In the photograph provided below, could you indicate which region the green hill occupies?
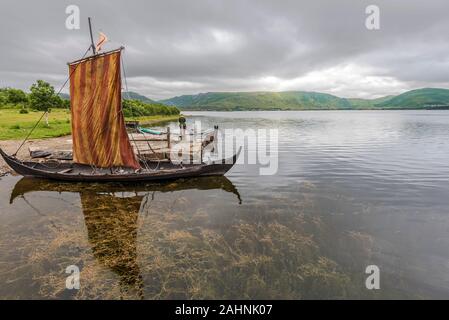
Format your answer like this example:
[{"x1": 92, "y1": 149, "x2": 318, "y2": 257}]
[
  {"x1": 58, "y1": 93, "x2": 70, "y2": 100},
  {"x1": 375, "y1": 88, "x2": 449, "y2": 109},
  {"x1": 347, "y1": 96, "x2": 394, "y2": 109},
  {"x1": 160, "y1": 88, "x2": 449, "y2": 110},
  {"x1": 122, "y1": 91, "x2": 157, "y2": 103},
  {"x1": 59, "y1": 91, "x2": 158, "y2": 104},
  {"x1": 161, "y1": 91, "x2": 354, "y2": 110}
]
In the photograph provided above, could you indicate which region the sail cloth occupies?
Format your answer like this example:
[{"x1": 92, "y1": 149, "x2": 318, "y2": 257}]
[{"x1": 69, "y1": 48, "x2": 140, "y2": 169}]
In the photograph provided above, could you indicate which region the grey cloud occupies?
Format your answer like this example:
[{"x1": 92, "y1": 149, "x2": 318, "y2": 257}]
[{"x1": 1, "y1": 0, "x2": 448, "y2": 99}]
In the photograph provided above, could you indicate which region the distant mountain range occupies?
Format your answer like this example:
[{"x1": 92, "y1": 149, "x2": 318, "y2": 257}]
[
  {"x1": 122, "y1": 91, "x2": 158, "y2": 103},
  {"x1": 59, "y1": 88, "x2": 449, "y2": 110},
  {"x1": 58, "y1": 93, "x2": 70, "y2": 100},
  {"x1": 59, "y1": 91, "x2": 158, "y2": 104},
  {"x1": 159, "y1": 88, "x2": 449, "y2": 110}
]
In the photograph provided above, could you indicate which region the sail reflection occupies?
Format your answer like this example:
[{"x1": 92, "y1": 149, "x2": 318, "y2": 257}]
[{"x1": 10, "y1": 176, "x2": 241, "y2": 299}]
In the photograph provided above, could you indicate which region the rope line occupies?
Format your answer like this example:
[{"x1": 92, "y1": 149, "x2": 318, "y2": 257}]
[
  {"x1": 13, "y1": 46, "x2": 92, "y2": 156},
  {"x1": 120, "y1": 51, "x2": 163, "y2": 170}
]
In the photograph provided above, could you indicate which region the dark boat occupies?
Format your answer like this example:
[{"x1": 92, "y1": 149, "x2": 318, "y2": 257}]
[
  {"x1": 0, "y1": 22, "x2": 240, "y2": 183},
  {"x1": 0, "y1": 147, "x2": 240, "y2": 182}
]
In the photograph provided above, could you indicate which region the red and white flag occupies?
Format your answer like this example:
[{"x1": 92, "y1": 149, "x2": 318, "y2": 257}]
[{"x1": 95, "y1": 32, "x2": 108, "y2": 52}]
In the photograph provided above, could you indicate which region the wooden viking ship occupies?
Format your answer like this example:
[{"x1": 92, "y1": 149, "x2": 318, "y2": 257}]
[{"x1": 0, "y1": 21, "x2": 240, "y2": 182}]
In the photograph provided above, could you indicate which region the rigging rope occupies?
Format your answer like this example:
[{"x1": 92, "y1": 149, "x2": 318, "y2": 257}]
[
  {"x1": 120, "y1": 52, "x2": 164, "y2": 170},
  {"x1": 13, "y1": 45, "x2": 92, "y2": 156},
  {"x1": 121, "y1": 53, "x2": 132, "y2": 101}
]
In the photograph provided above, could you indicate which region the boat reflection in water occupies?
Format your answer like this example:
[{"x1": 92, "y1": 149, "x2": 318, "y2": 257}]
[
  {"x1": 10, "y1": 176, "x2": 242, "y2": 205},
  {"x1": 10, "y1": 176, "x2": 241, "y2": 299}
]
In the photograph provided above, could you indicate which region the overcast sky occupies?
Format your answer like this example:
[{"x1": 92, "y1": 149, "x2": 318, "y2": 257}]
[{"x1": 1, "y1": 0, "x2": 448, "y2": 100}]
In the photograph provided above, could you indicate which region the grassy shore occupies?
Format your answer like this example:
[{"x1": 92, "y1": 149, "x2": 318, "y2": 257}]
[{"x1": 0, "y1": 109, "x2": 181, "y2": 140}]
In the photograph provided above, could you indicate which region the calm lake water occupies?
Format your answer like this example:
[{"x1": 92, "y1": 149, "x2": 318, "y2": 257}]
[{"x1": 1, "y1": 110, "x2": 449, "y2": 299}]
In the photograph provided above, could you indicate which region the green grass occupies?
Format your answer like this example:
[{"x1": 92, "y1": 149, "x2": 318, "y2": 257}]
[{"x1": 0, "y1": 109, "x2": 181, "y2": 140}]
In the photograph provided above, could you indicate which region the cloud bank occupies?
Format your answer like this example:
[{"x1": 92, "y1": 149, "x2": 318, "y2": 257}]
[{"x1": 1, "y1": 0, "x2": 448, "y2": 99}]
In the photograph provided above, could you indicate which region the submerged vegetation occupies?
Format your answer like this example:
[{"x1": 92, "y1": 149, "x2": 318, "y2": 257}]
[
  {"x1": 0, "y1": 179, "x2": 365, "y2": 299},
  {"x1": 0, "y1": 177, "x2": 408, "y2": 299},
  {"x1": 0, "y1": 81, "x2": 180, "y2": 140}
]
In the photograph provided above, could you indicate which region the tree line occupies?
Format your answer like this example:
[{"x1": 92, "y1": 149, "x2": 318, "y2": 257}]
[
  {"x1": 122, "y1": 99, "x2": 180, "y2": 117},
  {"x1": 0, "y1": 80, "x2": 70, "y2": 112},
  {"x1": 0, "y1": 80, "x2": 180, "y2": 116}
]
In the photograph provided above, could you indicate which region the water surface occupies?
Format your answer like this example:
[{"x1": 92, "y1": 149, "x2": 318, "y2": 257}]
[{"x1": 1, "y1": 110, "x2": 449, "y2": 299}]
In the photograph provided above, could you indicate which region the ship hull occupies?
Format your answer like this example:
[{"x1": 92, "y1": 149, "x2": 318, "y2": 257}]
[{"x1": 0, "y1": 147, "x2": 240, "y2": 183}]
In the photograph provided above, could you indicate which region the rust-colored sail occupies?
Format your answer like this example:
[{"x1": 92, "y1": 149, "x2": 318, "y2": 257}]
[{"x1": 69, "y1": 49, "x2": 139, "y2": 169}]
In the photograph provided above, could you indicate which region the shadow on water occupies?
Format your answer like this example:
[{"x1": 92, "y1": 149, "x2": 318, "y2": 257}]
[{"x1": 7, "y1": 176, "x2": 242, "y2": 299}]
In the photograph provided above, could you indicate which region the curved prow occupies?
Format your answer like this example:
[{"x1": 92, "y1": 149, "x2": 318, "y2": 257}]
[
  {"x1": 0, "y1": 147, "x2": 14, "y2": 166},
  {"x1": 0, "y1": 147, "x2": 31, "y2": 177},
  {"x1": 222, "y1": 146, "x2": 242, "y2": 165},
  {"x1": 0, "y1": 147, "x2": 8, "y2": 159},
  {"x1": 234, "y1": 146, "x2": 243, "y2": 163}
]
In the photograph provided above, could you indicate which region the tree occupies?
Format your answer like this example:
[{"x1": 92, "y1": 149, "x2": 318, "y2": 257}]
[
  {"x1": 6, "y1": 88, "x2": 27, "y2": 104},
  {"x1": 0, "y1": 89, "x2": 7, "y2": 106},
  {"x1": 29, "y1": 80, "x2": 64, "y2": 126},
  {"x1": 122, "y1": 99, "x2": 180, "y2": 117},
  {"x1": 62, "y1": 99, "x2": 70, "y2": 109},
  {"x1": 29, "y1": 80, "x2": 61, "y2": 111}
]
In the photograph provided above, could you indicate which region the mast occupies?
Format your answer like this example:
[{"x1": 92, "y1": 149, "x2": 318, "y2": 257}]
[{"x1": 88, "y1": 17, "x2": 96, "y2": 55}]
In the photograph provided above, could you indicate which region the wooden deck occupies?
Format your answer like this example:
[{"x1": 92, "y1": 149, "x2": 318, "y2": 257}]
[{"x1": 24, "y1": 128, "x2": 217, "y2": 162}]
